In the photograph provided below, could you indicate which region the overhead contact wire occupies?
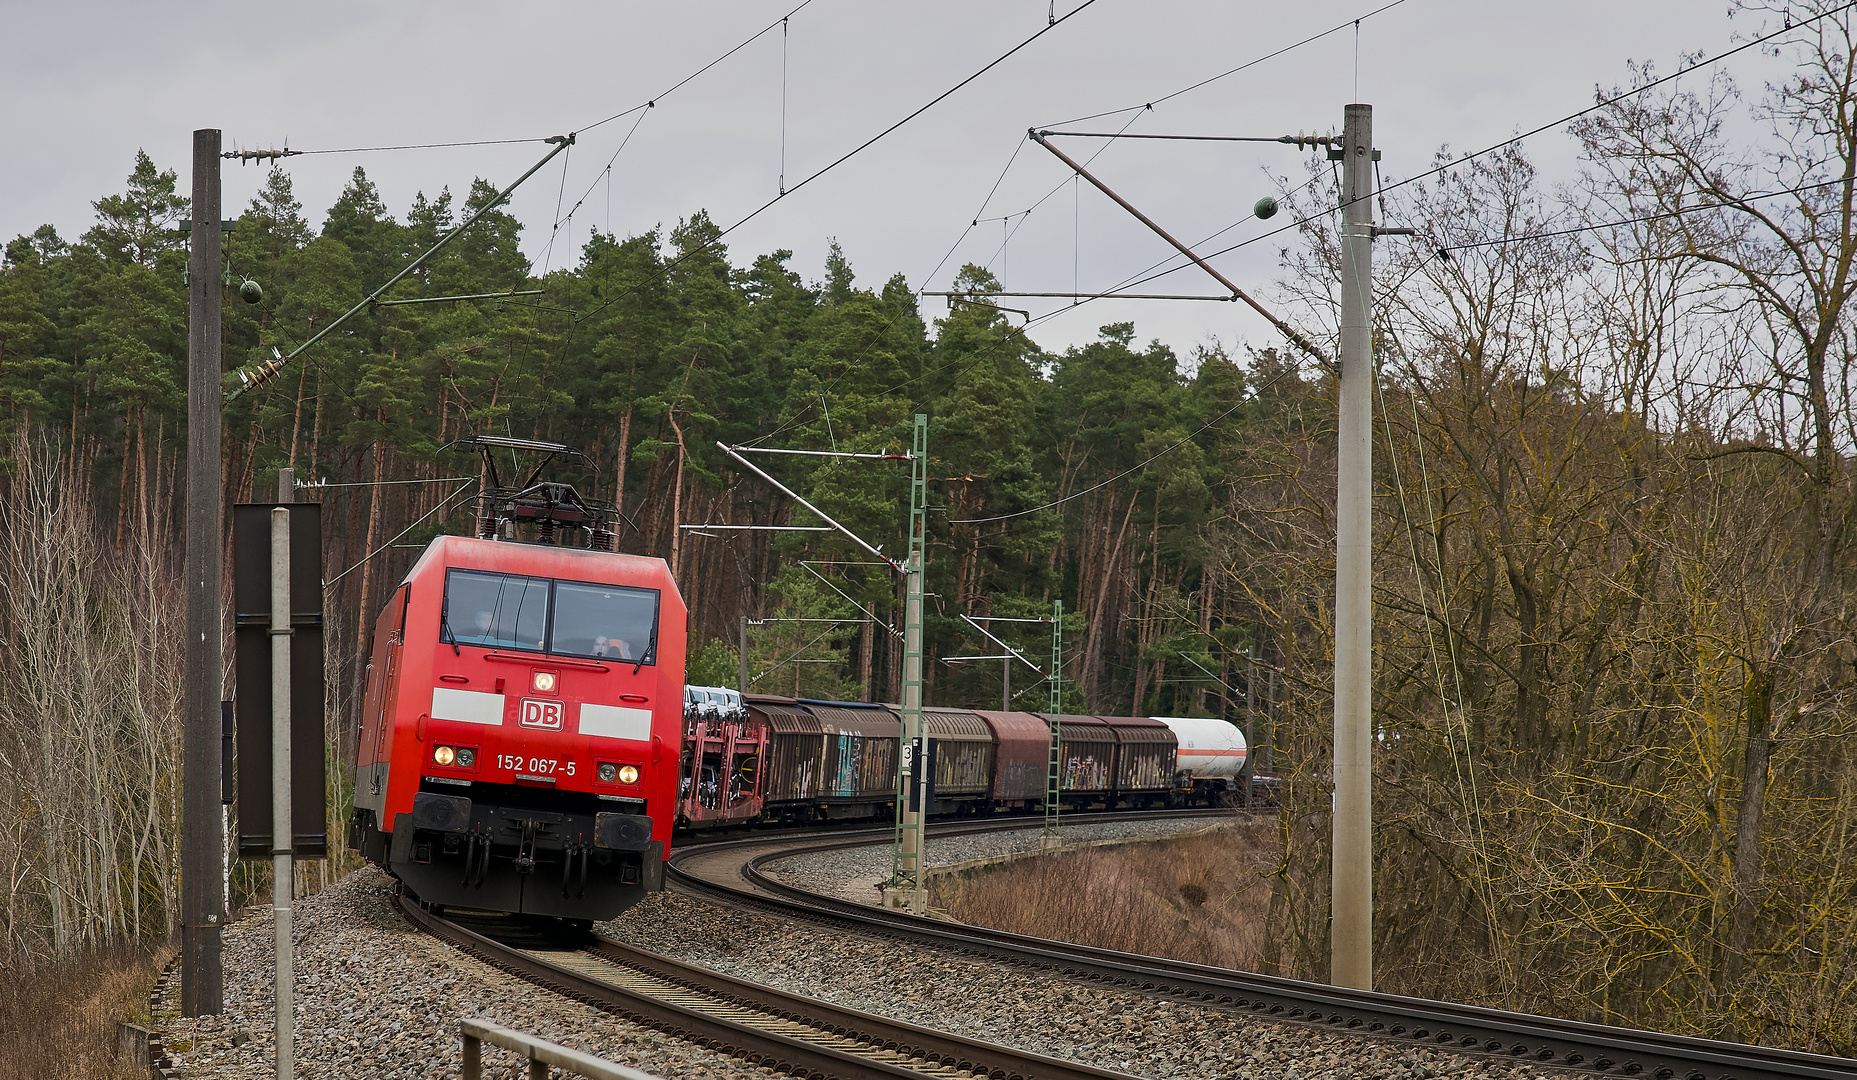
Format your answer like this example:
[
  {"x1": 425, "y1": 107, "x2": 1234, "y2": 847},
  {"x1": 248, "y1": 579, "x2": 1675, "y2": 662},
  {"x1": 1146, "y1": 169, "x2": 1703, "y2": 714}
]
[
  {"x1": 578, "y1": 0, "x2": 817, "y2": 135},
  {"x1": 556, "y1": 1, "x2": 817, "y2": 241},
  {"x1": 760, "y1": 8, "x2": 1844, "y2": 532},
  {"x1": 582, "y1": 0, "x2": 1104, "y2": 326},
  {"x1": 1434, "y1": 173, "x2": 1857, "y2": 252},
  {"x1": 540, "y1": 141, "x2": 574, "y2": 276},
  {"x1": 1119, "y1": 0, "x2": 1857, "y2": 297}
]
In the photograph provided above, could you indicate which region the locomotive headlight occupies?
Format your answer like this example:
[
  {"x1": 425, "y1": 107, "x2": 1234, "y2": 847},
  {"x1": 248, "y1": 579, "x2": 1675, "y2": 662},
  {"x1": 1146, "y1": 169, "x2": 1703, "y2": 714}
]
[
  {"x1": 532, "y1": 670, "x2": 557, "y2": 693},
  {"x1": 597, "y1": 762, "x2": 618, "y2": 783},
  {"x1": 433, "y1": 745, "x2": 456, "y2": 766},
  {"x1": 455, "y1": 747, "x2": 475, "y2": 767},
  {"x1": 617, "y1": 764, "x2": 640, "y2": 785}
]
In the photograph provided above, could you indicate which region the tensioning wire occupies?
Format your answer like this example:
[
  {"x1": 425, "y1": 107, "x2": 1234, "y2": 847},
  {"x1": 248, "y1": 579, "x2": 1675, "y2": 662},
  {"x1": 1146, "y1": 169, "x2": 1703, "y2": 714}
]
[
  {"x1": 291, "y1": 137, "x2": 552, "y2": 155},
  {"x1": 919, "y1": 104, "x2": 1148, "y2": 295},
  {"x1": 327, "y1": 479, "x2": 477, "y2": 586},
  {"x1": 554, "y1": 106, "x2": 652, "y2": 239},
  {"x1": 1037, "y1": 0, "x2": 1411, "y2": 129}
]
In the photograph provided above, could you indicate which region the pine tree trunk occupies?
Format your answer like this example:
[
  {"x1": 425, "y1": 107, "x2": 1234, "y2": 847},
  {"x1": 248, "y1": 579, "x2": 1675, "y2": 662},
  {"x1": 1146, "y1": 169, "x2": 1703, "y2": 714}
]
[
  {"x1": 614, "y1": 408, "x2": 633, "y2": 521},
  {"x1": 667, "y1": 412, "x2": 687, "y2": 578},
  {"x1": 350, "y1": 436, "x2": 385, "y2": 728},
  {"x1": 114, "y1": 405, "x2": 136, "y2": 549},
  {"x1": 288, "y1": 365, "x2": 308, "y2": 470},
  {"x1": 1083, "y1": 494, "x2": 1137, "y2": 709},
  {"x1": 308, "y1": 377, "x2": 324, "y2": 479}
]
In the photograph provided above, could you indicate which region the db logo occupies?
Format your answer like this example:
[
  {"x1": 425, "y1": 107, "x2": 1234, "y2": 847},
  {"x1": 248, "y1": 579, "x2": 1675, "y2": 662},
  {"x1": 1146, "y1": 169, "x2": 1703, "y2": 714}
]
[{"x1": 518, "y1": 698, "x2": 564, "y2": 730}]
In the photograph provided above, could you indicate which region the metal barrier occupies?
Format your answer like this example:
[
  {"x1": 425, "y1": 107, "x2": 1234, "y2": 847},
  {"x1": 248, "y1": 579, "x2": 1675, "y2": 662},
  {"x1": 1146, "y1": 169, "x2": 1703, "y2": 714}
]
[{"x1": 459, "y1": 1018, "x2": 668, "y2": 1080}]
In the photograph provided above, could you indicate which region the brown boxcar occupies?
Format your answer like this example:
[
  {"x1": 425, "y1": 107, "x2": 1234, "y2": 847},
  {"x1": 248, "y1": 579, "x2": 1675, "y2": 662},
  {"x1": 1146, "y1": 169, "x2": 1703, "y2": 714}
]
[
  {"x1": 1100, "y1": 715, "x2": 1177, "y2": 806},
  {"x1": 972, "y1": 710, "x2": 1051, "y2": 805},
  {"x1": 749, "y1": 694, "x2": 825, "y2": 806},
  {"x1": 1043, "y1": 714, "x2": 1116, "y2": 800},
  {"x1": 800, "y1": 700, "x2": 900, "y2": 808},
  {"x1": 922, "y1": 707, "x2": 995, "y2": 804}
]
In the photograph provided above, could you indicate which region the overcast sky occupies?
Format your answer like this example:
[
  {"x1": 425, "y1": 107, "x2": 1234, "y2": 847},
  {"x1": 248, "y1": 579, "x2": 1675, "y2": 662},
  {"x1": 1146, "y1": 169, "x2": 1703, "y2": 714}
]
[{"x1": 2, "y1": 1, "x2": 1784, "y2": 359}]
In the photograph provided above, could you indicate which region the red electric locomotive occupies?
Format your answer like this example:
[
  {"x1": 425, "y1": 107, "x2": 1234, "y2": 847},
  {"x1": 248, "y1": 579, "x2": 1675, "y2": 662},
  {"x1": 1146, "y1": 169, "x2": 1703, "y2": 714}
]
[{"x1": 349, "y1": 437, "x2": 686, "y2": 922}]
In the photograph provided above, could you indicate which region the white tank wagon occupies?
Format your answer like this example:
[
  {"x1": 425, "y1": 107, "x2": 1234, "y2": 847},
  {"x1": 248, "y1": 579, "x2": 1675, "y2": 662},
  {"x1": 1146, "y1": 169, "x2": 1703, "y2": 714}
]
[{"x1": 1154, "y1": 716, "x2": 1249, "y2": 806}]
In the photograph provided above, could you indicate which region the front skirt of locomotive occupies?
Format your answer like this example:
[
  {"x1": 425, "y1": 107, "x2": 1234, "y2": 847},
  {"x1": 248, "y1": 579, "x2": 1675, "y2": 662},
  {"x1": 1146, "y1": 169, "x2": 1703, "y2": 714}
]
[{"x1": 371, "y1": 789, "x2": 662, "y2": 920}]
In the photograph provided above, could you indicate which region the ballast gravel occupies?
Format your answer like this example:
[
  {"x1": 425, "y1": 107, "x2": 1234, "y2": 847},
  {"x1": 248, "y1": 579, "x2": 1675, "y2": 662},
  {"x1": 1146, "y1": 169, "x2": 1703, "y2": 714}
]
[
  {"x1": 154, "y1": 819, "x2": 1577, "y2": 1080},
  {"x1": 601, "y1": 819, "x2": 1581, "y2": 1080},
  {"x1": 153, "y1": 867, "x2": 784, "y2": 1080}
]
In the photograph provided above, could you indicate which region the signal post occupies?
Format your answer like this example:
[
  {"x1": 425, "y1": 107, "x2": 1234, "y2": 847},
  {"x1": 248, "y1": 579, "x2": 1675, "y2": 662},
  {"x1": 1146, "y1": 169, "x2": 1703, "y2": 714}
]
[{"x1": 182, "y1": 127, "x2": 225, "y2": 1016}]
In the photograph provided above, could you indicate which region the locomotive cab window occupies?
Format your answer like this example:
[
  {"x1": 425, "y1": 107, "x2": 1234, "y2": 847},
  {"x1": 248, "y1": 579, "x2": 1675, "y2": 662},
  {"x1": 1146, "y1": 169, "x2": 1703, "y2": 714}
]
[
  {"x1": 443, "y1": 569, "x2": 549, "y2": 651},
  {"x1": 440, "y1": 569, "x2": 659, "y2": 663},
  {"x1": 552, "y1": 580, "x2": 659, "y2": 664}
]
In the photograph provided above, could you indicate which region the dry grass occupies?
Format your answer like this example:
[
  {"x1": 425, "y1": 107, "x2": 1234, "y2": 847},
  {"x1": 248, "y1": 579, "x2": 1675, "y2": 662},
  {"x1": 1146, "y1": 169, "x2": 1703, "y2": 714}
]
[
  {"x1": 0, "y1": 944, "x2": 172, "y2": 1080},
  {"x1": 930, "y1": 822, "x2": 1279, "y2": 971}
]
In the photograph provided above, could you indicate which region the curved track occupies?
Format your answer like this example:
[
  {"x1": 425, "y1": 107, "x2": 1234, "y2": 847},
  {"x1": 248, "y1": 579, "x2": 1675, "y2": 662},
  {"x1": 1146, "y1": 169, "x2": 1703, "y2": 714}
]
[
  {"x1": 401, "y1": 895, "x2": 1146, "y2": 1080},
  {"x1": 667, "y1": 818, "x2": 1857, "y2": 1080}
]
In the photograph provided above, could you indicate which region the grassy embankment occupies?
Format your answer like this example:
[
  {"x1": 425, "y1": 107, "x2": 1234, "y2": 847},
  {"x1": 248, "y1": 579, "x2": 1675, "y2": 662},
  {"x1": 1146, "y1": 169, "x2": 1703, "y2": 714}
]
[
  {"x1": 929, "y1": 821, "x2": 1278, "y2": 969},
  {"x1": 0, "y1": 945, "x2": 173, "y2": 1080}
]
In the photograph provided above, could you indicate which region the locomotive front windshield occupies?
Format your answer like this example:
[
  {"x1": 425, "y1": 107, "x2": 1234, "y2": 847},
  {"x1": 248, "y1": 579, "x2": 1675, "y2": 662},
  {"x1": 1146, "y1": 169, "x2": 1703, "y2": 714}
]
[
  {"x1": 552, "y1": 581, "x2": 657, "y2": 661},
  {"x1": 444, "y1": 570, "x2": 549, "y2": 649},
  {"x1": 441, "y1": 568, "x2": 659, "y2": 664}
]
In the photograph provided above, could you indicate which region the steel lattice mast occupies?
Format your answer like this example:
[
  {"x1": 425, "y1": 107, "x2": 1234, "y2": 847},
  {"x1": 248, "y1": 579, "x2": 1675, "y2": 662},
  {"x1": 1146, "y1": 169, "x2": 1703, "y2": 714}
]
[{"x1": 1042, "y1": 600, "x2": 1063, "y2": 849}]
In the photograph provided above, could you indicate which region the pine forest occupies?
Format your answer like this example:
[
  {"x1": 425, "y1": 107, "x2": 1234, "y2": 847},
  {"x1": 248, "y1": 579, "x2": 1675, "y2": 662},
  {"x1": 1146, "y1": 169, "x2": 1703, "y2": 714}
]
[{"x1": 2, "y1": 16, "x2": 1856, "y2": 1057}]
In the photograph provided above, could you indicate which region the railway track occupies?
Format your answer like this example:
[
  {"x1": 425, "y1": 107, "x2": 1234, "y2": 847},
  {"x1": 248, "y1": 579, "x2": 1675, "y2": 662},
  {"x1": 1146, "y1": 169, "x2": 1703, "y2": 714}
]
[
  {"x1": 666, "y1": 817, "x2": 1857, "y2": 1080},
  {"x1": 400, "y1": 895, "x2": 1144, "y2": 1080}
]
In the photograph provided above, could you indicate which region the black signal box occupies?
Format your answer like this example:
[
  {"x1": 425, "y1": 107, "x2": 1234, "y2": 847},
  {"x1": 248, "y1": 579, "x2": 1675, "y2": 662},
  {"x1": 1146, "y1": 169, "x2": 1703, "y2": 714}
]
[{"x1": 232, "y1": 503, "x2": 327, "y2": 860}]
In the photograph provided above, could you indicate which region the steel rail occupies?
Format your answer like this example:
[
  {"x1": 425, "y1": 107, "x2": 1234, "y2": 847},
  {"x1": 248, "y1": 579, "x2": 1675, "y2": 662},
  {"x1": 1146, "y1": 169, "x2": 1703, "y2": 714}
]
[
  {"x1": 666, "y1": 824, "x2": 1857, "y2": 1080},
  {"x1": 579, "y1": 936, "x2": 1137, "y2": 1080},
  {"x1": 399, "y1": 894, "x2": 1143, "y2": 1080}
]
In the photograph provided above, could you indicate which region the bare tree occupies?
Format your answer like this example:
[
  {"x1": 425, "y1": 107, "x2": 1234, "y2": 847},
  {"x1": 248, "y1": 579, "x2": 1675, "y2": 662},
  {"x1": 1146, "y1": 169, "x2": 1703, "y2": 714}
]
[
  {"x1": 0, "y1": 434, "x2": 182, "y2": 969},
  {"x1": 1574, "y1": 0, "x2": 1857, "y2": 1002}
]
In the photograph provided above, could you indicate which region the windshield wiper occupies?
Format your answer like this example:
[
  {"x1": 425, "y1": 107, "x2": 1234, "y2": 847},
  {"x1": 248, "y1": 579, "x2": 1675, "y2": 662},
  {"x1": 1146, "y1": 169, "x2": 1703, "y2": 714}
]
[
  {"x1": 634, "y1": 627, "x2": 657, "y2": 675},
  {"x1": 441, "y1": 610, "x2": 460, "y2": 655}
]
